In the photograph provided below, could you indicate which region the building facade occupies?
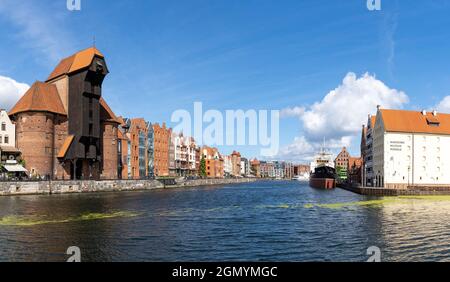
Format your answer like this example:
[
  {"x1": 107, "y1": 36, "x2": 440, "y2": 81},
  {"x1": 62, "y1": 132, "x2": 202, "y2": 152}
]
[
  {"x1": 335, "y1": 147, "x2": 350, "y2": 169},
  {"x1": 223, "y1": 155, "x2": 232, "y2": 177},
  {"x1": 0, "y1": 109, "x2": 16, "y2": 150},
  {"x1": 283, "y1": 162, "x2": 294, "y2": 179},
  {"x1": 294, "y1": 165, "x2": 310, "y2": 176},
  {"x1": 366, "y1": 107, "x2": 450, "y2": 189},
  {"x1": 202, "y1": 146, "x2": 224, "y2": 178},
  {"x1": 240, "y1": 157, "x2": 250, "y2": 177},
  {"x1": 363, "y1": 115, "x2": 377, "y2": 186},
  {"x1": 348, "y1": 157, "x2": 363, "y2": 185},
  {"x1": 171, "y1": 132, "x2": 198, "y2": 177},
  {"x1": 125, "y1": 118, "x2": 148, "y2": 179},
  {"x1": 260, "y1": 161, "x2": 275, "y2": 178},
  {"x1": 231, "y1": 151, "x2": 241, "y2": 177},
  {"x1": 9, "y1": 47, "x2": 120, "y2": 180},
  {"x1": 152, "y1": 123, "x2": 171, "y2": 177}
]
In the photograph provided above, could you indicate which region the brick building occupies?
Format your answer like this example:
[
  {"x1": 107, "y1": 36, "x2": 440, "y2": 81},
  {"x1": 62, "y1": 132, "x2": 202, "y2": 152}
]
[
  {"x1": 126, "y1": 118, "x2": 148, "y2": 179},
  {"x1": 250, "y1": 159, "x2": 261, "y2": 177},
  {"x1": 152, "y1": 123, "x2": 171, "y2": 177},
  {"x1": 202, "y1": 146, "x2": 224, "y2": 178},
  {"x1": 348, "y1": 157, "x2": 363, "y2": 185},
  {"x1": 294, "y1": 165, "x2": 310, "y2": 176},
  {"x1": 335, "y1": 147, "x2": 350, "y2": 168},
  {"x1": 231, "y1": 151, "x2": 241, "y2": 177},
  {"x1": 9, "y1": 47, "x2": 120, "y2": 180}
]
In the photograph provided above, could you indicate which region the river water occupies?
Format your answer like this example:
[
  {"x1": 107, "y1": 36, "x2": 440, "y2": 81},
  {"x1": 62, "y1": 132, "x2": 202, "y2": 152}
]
[{"x1": 0, "y1": 181, "x2": 449, "y2": 262}]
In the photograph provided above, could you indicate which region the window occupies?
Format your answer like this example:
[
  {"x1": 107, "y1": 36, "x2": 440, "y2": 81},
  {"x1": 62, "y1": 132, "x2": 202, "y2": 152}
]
[
  {"x1": 1, "y1": 122, "x2": 5, "y2": 131},
  {"x1": 0, "y1": 135, "x2": 2, "y2": 143},
  {"x1": 4, "y1": 135, "x2": 8, "y2": 144}
]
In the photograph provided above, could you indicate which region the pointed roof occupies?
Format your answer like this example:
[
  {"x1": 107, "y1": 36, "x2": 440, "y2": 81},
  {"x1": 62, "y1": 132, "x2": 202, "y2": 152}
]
[
  {"x1": 46, "y1": 47, "x2": 105, "y2": 82},
  {"x1": 100, "y1": 98, "x2": 121, "y2": 124},
  {"x1": 57, "y1": 135, "x2": 75, "y2": 159},
  {"x1": 380, "y1": 109, "x2": 450, "y2": 135},
  {"x1": 9, "y1": 81, "x2": 66, "y2": 116}
]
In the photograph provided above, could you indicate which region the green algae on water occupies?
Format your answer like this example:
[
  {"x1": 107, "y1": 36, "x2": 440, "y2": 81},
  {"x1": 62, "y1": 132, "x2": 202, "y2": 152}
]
[
  {"x1": 304, "y1": 195, "x2": 450, "y2": 210},
  {"x1": 304, "y1": 198, "x2": 400, "y2": 209},
  {"x1": 0, "y1": 211, "x2": 140, "y2": 227}
]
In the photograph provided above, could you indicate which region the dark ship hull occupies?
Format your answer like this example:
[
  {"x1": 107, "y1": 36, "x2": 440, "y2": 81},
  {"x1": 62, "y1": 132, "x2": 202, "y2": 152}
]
[{"x1": 309, "y1": 166, "x2": 337, "y2": 190}]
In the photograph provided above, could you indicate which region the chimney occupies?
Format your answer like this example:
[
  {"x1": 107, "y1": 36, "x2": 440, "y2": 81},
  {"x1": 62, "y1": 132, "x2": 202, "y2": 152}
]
[
  {"x1": 433, "y1": 110, "x2": 438, "y2": 116},
  {"x1": 377, "y1": 105, "x2": 381, "y2": 110},
  {"x1": 422, "y1": 110, "x2": 427, "y2": 116}
]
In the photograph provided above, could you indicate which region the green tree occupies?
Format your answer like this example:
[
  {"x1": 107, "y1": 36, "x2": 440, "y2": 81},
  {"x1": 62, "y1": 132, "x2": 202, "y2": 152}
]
[
  {"x1": 336, "y1": 166, "x2": 347, "y2": 181},
  {"x1": 200, "y1": 155, "x2": 207, "y2": 177}
]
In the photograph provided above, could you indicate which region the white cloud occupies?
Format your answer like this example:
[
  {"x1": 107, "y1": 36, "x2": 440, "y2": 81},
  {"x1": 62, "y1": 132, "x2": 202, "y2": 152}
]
[
  {"x1": 278, "y1": 72, "x2": 409, "y2": 162},
  {"x1": 437, "y1": 96, "x2": 450, "y2": 113},
  {"x1": 0, "y1": 76, "x2": 29, "y2": 111},
  {"x1": 280, "y1": 106, "x2": 305, "y2": 118},
  {"x1": 301, "y1": 72, "x2": 408, "y2": 140},
  {"x1": 276, "y1": 136, "x2": 352, "y2": 162}
]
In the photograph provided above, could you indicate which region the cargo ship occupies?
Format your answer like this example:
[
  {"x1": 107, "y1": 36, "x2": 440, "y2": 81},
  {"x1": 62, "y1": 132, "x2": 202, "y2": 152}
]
[
  {"x1": 309, "y1": 146, "x2": 337, "y2": 189},
  {"x1": 309, "y1": 165, "x2": 337, "y2": 189}
]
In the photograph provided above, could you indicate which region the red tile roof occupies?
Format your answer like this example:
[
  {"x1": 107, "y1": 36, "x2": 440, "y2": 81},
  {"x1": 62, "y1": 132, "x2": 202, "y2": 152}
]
[
  {"x1": 9, "y1": 81, "x2": 66, "y2": 116},
  {"x1": 380, "y1": 109, "x2": 450, "y2": 135},
  {"x1": 46, "y1": 47, "x2": 104, "y2": 81},
  {"x1": 100, "y1": 98, "x2": 121, "y2": 124},
  {"x1": 57, "y1": 135, "x2": 75, "y2": 159}
]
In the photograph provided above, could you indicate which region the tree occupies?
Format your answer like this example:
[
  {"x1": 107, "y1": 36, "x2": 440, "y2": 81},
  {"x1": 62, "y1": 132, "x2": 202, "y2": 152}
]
[
  {"x1": 200, "y1": 155, "x2": 207, "y2": 178},
  {"x1": 336, "y1": 166, "x2": 347, "y2": 181}
]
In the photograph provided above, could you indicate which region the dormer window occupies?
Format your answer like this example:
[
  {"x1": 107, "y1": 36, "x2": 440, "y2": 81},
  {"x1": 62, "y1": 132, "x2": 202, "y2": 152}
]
[
  {"x1": 426, "y1": 117, "x2": 440, "y2": 127},
  {"x1": 427, "y1": 118, "x2": 441, "y2": 127}
]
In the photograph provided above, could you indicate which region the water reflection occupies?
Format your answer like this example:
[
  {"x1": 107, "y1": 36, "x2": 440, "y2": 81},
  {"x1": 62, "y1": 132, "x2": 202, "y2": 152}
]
[{"x1": 0, "y1": 182, "x2": 449, "y2": 261}]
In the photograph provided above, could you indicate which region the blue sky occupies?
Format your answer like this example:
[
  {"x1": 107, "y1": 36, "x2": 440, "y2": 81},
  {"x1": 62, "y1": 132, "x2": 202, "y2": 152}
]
[{"x1": 1, "y1": 0, "x2": 450, "y2": 162}]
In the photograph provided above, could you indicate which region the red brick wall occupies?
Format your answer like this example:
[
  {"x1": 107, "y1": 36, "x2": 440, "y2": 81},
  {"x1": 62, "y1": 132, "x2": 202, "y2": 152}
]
[
  {"x1": 153, "y1": 123, "x2": 170, "y2": 177},
  {"x1": 15, "y1": 112, "x2": 55, "y2": 178},
  {"x1": 100, "y1": 122, "x2": 118, "y2": 179}
]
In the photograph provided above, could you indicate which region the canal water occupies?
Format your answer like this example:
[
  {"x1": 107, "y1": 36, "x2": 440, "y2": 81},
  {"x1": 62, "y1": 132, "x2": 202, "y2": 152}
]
[{"x1": 0, "y1": 181, "x2": 450, "y2": 262}]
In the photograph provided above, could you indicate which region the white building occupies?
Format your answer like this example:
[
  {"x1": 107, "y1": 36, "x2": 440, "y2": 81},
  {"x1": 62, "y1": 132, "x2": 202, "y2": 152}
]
[
  {"x1": 172, "y1": 132, "x2": 197, "y2": 176},
  {"x1": 0, "y1": 109, "x2": 15, "y2": 149},
  {"x1": 240, "y1": 158, "x2": 250, "y2": 176},
  {"x1": 0, "y1": 109, "x2": 27, "y2": 178},
  {"x1": 366, "y1": 108, "x2": 450, "y2": 189},
  {"x1": 223, "y1": 155, "x2": 232, "y2": 177}
]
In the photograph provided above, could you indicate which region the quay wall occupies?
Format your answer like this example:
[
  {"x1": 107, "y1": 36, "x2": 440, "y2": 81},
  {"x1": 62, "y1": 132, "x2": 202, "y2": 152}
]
[
  {"x1": 340, "y1": 185, "x2": 450, "y2": 196},
  {"x1": 0, "y1": 178, "x2": 259, "y2": 196}
]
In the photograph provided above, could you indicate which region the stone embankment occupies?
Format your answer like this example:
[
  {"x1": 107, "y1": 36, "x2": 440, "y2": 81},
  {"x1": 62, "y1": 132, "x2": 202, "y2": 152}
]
[
  {"x1": 339, "y1": 184, "x2": 450, "y2": 196},
  {"x1": 0, "y1": 178, "x2": 259, "y2": 196}
]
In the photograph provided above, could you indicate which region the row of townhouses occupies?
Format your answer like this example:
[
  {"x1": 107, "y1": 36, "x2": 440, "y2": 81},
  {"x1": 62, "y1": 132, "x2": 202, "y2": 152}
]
[{"x1": 0, "y1": 47, "x2": 301, "y2": 181}]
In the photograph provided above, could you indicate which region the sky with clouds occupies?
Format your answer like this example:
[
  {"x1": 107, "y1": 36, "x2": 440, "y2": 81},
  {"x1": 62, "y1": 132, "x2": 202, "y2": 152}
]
[{"x1": 1, "y1": 0, "x2": 450, "y2": 162}]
